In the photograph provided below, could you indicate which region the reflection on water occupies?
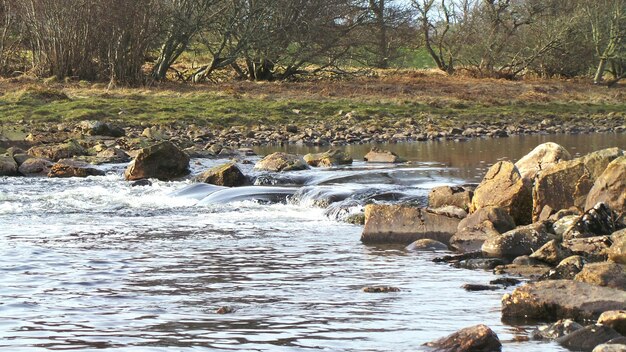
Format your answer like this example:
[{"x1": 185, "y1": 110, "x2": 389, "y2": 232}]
[{"x1": 2, "y1": 133, "x2": 620, "y2": 351}]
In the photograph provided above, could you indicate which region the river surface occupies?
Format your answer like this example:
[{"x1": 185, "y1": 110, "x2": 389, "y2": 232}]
[{"x1": 2, "y1": 133, "x2": 625, "y2": 352}]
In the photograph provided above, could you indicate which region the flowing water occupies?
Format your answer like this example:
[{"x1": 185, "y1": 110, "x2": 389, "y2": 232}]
[{"x1": 2, "y1": 133, "x2": 625, "y2": 352}]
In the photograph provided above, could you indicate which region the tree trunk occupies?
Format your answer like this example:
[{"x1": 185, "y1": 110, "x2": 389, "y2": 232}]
[{"x1": 594, "y1": 58, "x2": 607, "y2": 84}]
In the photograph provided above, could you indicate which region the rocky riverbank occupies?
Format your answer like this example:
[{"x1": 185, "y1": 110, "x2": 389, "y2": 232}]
[{"x1": 362, "y1": 142, "x2": 626, "y2": 352}]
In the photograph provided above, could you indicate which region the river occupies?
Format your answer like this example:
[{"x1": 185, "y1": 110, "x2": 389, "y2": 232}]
[{"x1": 2, "y1": 133, "x2": 625, "y2": 351}]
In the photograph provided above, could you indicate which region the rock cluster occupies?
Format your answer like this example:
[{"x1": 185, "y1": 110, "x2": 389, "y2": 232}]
[{"x1": 360, "y1": 142, "x2": 626, "y2": 351}]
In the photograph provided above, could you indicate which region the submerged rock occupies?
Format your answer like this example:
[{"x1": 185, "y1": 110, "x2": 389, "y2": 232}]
[
  {"x1": 361, "y1": 204, "x2": 463, "y2": 244},
  {"x1": 124, "y1": 141, "x2": 190, "y2": 181},
  {"x1": 254, "y1": 152, "x2": 309, "y2": 172},
  {"x1": 303, "y1": 149, "x2": 352, "y2": 167},
  {"x1": 424, "y1": 324, "x2": 502, "y2": 352},
  {"x1": 406, "y1": 239, "x2": 448, "y2": 251},
  {"x1": 363, "y1": 148, "x2": 403, "y2": 163},
  {"x1": 470, "y1": 161, "x2": 532, "y2": 226},
  {"x1": 362, "y1": 286, "x2": 400, "y2": 293},
  {"x1": 502, "y1": 280, "x2": 626, "y2": 322}
]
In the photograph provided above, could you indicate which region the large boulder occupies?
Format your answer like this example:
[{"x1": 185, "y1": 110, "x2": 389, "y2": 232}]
[
  {"x1": 575, "y1": 262, "x2": 626, "y2": 290},
  {"x1": 586, "y1": 157, "x2": 626, "y2": 214},
  {"x1": 599, "y1": 311, "x2": 626, "y2": 335},
  {"x1": 0, "y1": 155, "x2": 18, "y2": 176},
  {"x1": 482, "y1": 221, "x2": 555, "y2": 258},
  {"x1": 424, "y1": 324, "x2": 502, "y2": 352},
  {"x1": 28, "y1": 140, "x2": 87, "y2": 161},
  {"x1": 429, "y1": 185, "x2": 473, "y2": 211},
  {"x1": 361, "y1": 204, "x2": 463, "y2": 244},
  {"x1": 303, "y1": 149, "x2": 352, "y2": 167},
  {"x1": 502, "y1": 280, "x2": 626, "y2": 322},
  {"x1": 195, "y1": 162, "x2": 247, "y2": 187},
  {"x1": 533, "y1": 148, "x2": 624, "y2": 221},
  {"x1": 124, "y1": 141, "x2": 190, "y2": 181},
  {"x1": 557, "y1": 325, "x2": 622, "y2": 352},
  {"x1": 515, "y1": 142, "x2": 572, "y2": 182},
  {"x1": 18, "y1": 157, "x2": 53, "y2": 176},
  {"x1": 363, "y1": 148, "x2": 403, "y2": 163},
  {"x1": 470, "y1": 161, "x2": 532, "y2": 225},
  {"x1": 48, "y1": 159, "x2": 105, "y2": 178},
  {"x1": 254, "y1": 152, "x2": 309, "y2": 172}
]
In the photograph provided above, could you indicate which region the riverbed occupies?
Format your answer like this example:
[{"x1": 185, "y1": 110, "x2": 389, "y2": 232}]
[{"x1": 2, "y1": 133, "x2": 625, "y2": 351}]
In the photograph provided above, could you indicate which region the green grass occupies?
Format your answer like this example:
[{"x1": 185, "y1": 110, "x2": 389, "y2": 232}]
[{"x1": 1, "y1": 86, "x2": 624, "y2": 130}]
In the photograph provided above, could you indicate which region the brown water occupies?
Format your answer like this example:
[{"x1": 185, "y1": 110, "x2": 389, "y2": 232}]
[{"x1": 2, "y1": 133, "x2": 625, "y2": 352}]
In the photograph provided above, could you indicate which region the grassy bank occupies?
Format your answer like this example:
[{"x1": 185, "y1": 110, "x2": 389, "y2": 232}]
[{"x1": 1, "y1": 71, "x2": 625, "y2": 130}]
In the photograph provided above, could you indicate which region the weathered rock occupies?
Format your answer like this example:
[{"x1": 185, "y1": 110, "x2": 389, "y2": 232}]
[
  {"x1": 406, "y1": 238, "x2": 449, "y2": 251},
  {"x1": 575, "y1": 262, "x2": 626, "y2": 290},
  {"x1": 48, "y1": 159, "x2": 105, "y2": 178},
  {"x1": 470, "y1": 161, "x2": 532, "y2": 225},
  {"x1": 594, "y1": 343, "x2": 626, "y2": 352},
  {"x1": 431, "y1": 205, "x2": 468, "y2": 218},
  {"x1": 533, "y1": 148, "x2": 624, "y2": 221},
  {"x1": 361, "y1": 204, "x2": 462, "y2": 244},
  {"x1": 462, "y1": 284, "x2": 499, "y2": 291},
  {"x1": 586, "y1": 157, "x2": 626, "y2": 215},
  {"x1": 515, "y1": 142, "x2": 571, "y2": 182},
  {"x1": 557, "y1": 325, "x2": 622, "y2": 352},
  {"x1": 0, "y1": 155, "x2": 18, "y2": 176},
  {"x1": 450, "y1": 221, "x2": 500, "y2": 253},
  {"x1": 458, "y1": 206, "x2": 516, "y2": 233},
  {"x1": 124, "y1": 141, "x2": 190, "y2": 181},
  {"x1": 599, "y1": 311, "x2": 626, "y2": 335},
  {"x1": 563, "y1": 236, "x2": 612, "y2": 262},
  {"x1": 18, "y1": 157, "x2": 53, "y2": 176},
  {"x1": 553, "y1": 215, "x2": 581, "y2": 237},
  {"x1": 493, "y1": 264, "x2": 550, "y2": 279},
  {"x1": 254, "y1": 152, "x2": 309, "y2": 172},
  {"x1": 609, "y1": 232, "x2": 626, "y2": 265},
  {"x1": 363, "y1": 148, "x2": 403, "y2": 163},
  {"x1": 195, "y1": 162, "x2": 247, "y2": 187},
  {"x1": 424, "y1": 324, "x2": 502, "y2": 352},
  {"x1": 28, "y1": 140, "x2": 87, "y2": 161},
  {"x1": 429, "y1": 186, "x2": 473, "y2": 211},
  {"x1": 95, "y1": 148, "x2": 130, "y2": 163},
  {"x1": 482, "y1": 222, "x2": 555, "y2": 258},
  {"x1": 77, "y1": 120, "x2": 124, "y2": 137},
  {"x1": 362, "y1": 286, "x2": 400, "y2": 293},
  {"x1": 540, "y1": 255, "x2": 586, "y2": 280},
  {"x1": 531, "y1": 319, "x2": 584, "y2": 340},
  {"x1": 563, "y1": 203, "x2": 621, "y2": 241},
  {"x1": 502, "y1": 280, "x2": 626, "y2": 322},
  {"x1": 530, "y1": 239, "x2": 574, "y2": 265},
  {"x1": 303, "y1": 149, "x2": 352, "y2": 167}
]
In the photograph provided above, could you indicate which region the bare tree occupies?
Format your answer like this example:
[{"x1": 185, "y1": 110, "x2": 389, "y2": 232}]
[
  {"x1": 0, "y1": 0, "x2": 23, "y2": 74},
  {"x1": 584, "y1": 0, "x2": 625, "y2": 85},
  {"x1": 151, "y1": 0, "x2": 223, "y2": 81}
]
